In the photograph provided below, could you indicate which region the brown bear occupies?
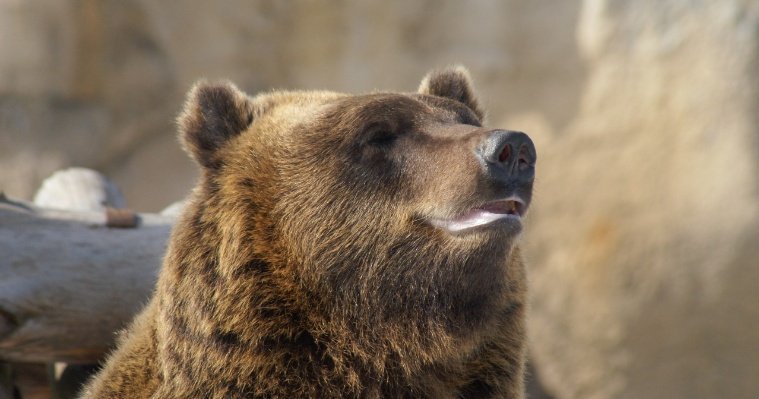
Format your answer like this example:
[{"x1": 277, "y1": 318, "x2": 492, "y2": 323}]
[{"x1": 80, "y1": 66, "x2": 536, "y2": 399}]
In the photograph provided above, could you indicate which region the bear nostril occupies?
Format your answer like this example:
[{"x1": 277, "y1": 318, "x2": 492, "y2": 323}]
[
  {"x1": 498, "y1": 144, "x2": 511, "y2": 163},
  {"x1": 517, "y1": 144, "x2": 531, "y2": 167}
]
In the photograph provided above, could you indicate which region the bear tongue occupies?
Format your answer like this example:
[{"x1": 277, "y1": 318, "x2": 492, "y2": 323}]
[
  {"x1": 436, "y1": 211, "x2": 510, "y2": 232},
  {"x1": 430, "y1": 199, "x2": 522, "y2": 233}
]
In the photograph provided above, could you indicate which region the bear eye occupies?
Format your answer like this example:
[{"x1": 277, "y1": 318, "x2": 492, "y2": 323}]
[
  {"x1": 364, "y1": 126, "x2": 398, "y2": 148},
  {"x1": 368, "y1": 131, "x2": 397, "y2": 147}
]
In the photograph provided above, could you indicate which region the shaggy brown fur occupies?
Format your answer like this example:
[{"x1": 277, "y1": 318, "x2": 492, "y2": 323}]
[{"x1": 80, "y1": 66, "x2": 532, "y2": 398}]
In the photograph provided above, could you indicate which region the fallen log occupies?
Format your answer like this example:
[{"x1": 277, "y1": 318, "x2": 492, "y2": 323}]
[
  {"x1": 0, "y1": 195, "x2": 172, "y2": 363},
  {"x1": 0, "y1": 363, "x2": 11, "y2": 399}
]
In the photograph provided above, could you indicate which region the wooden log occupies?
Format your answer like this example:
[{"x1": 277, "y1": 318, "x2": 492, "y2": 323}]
[
  {"x1": 0, "y1": 363, "x2": 12, "y2": 399},
  {"x1": 8, "y1": 363, "x2": 49, "y2": 399},
  {"x1": 0, "y1": 195, "x2": 172, "y2": 363},
  {"x1": 6, "y1": 168, "x2": 168, "y2": 398}
]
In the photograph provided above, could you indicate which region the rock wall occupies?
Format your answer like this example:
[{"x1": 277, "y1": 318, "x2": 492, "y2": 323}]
[
  {"x1": 526, "y1": 0, "x2": 759, "y2": 398},
  {"x1": 0, "y1": 0, "x2": 181, "y2": 210}
]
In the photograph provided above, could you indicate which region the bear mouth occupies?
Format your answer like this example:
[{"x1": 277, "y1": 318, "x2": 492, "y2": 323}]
[{"x1": 429, "y1": 197, "x2": 526, "y2": 234}]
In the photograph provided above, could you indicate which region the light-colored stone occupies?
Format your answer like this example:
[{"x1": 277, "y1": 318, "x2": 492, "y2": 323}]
[
  {"x1": 33, "y1": 167, "x2": 125, "y2": 211},
  {"x1": 526, "y1": 1, "x2": 759, "y2": 398},
  {"x1": 0, "y1": 0, "x2": 76, "y2": 97}
]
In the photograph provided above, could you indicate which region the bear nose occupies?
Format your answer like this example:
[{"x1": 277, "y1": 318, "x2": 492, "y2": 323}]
[{"x1": 477, "y1": 130, "x2": 536, "y2": 182}]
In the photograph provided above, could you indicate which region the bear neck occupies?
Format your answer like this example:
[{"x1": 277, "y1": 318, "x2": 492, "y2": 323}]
[{"x1": 157, "y1": 197, "x2": 513, "y2": 395}]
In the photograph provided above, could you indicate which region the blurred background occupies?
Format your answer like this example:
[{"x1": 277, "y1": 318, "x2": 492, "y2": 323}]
[{"x1": 1, "y1": 0, "x2": 758, "y2": 398}]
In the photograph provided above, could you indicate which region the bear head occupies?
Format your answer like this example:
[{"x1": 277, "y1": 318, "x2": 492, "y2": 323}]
[{"x1": 175, "y1": 66, "x2": 536, "y2": 356}]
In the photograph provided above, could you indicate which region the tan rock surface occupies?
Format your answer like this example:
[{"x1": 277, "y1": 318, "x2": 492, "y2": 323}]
[{"x1": 526, "y1": 1, "x2": 759, "y2": 398}]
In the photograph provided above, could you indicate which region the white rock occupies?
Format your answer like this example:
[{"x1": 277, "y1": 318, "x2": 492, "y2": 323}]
[
  {"x1": 33, "y1": 168, "x2": 125, "y2": 211},
  {"x1": 526, "y1": 1, "x2": 759, "y2": 398}
]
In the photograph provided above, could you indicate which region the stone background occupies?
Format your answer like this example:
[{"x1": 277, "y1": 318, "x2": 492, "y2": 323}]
[{"x1": 1, "y1": 0, "x2": 757, "y2": 398}]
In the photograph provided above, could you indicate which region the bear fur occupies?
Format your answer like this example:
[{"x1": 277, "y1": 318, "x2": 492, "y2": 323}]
[{"x1": 80, "y1": 66, "x2": 532, "y2": 399}]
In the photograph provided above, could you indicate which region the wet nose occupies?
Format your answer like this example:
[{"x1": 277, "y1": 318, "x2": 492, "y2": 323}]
[{"x1": 477, "y1": 130, "x2": 536, "y2": 182}]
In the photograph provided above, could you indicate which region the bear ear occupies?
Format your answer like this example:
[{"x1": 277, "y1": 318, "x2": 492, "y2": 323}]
[
  {"x1": 418, "y1": 65, "x2": 485, "y2": 121},
  {"x1": 178, "y1": 81, "x2": 255, "y2": 170}
]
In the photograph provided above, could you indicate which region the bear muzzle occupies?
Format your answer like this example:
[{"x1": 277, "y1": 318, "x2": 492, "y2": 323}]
[{"x1": 427, "y1": 129, "x2": 535, "y2": 235}]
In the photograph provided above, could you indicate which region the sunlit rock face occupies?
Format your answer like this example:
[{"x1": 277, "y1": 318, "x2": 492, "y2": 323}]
[{"x1": 526, "y1": 1, "x2": 759, "y2": 398}]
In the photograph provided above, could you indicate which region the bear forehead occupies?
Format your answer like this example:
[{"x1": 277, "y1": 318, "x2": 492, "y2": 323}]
[{"x1": 254, "y1": 90, "x2": 481, "y2": 133}]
